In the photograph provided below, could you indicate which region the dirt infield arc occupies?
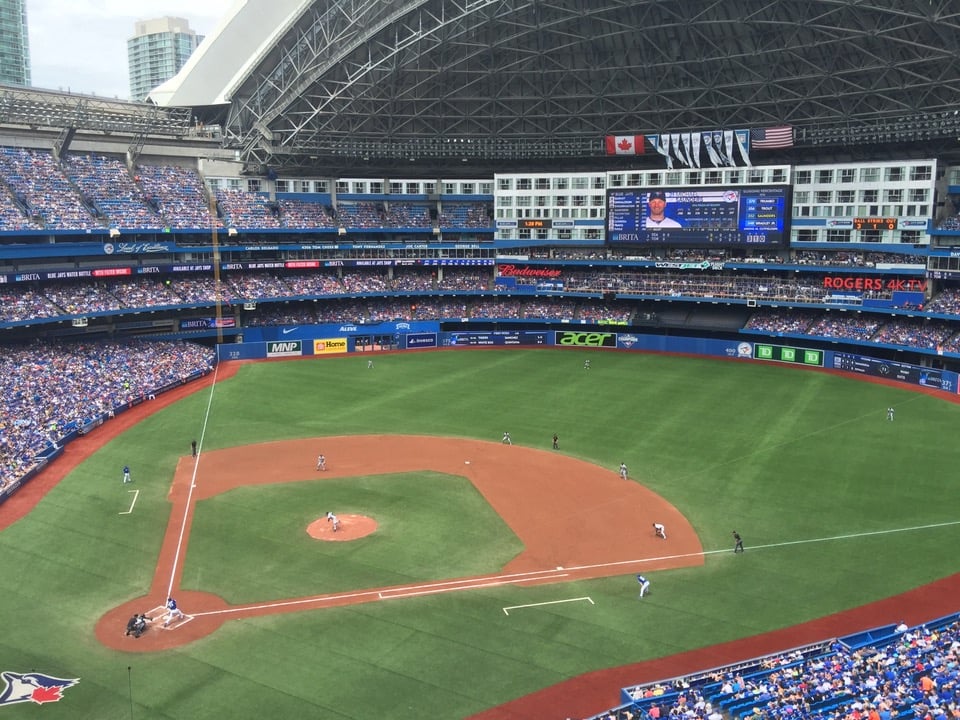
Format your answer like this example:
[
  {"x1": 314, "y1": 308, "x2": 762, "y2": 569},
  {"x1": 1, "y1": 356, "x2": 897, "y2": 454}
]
[{"x1": 95, "y1": 434, "x2": 704, "y2": 651}]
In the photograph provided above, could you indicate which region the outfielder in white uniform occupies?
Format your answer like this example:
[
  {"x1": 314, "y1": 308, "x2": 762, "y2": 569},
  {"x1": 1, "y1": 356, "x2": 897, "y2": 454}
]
[{"x1": 619, "y1": 462, "x2": 628, "y2": 480}]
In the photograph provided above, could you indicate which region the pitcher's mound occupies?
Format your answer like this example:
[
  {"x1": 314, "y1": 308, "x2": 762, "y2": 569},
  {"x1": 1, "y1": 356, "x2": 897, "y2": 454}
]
[{"x1": 307, "y1": 513, "x2": 377, "y2": 541}]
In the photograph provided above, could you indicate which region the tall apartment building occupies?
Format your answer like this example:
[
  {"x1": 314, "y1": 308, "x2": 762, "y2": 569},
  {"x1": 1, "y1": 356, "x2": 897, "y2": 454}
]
[
  {"x1": 0, "y1": 0, "x2": 30, "y2": 87},
  {"x1": 127, "y1": 17, "x2": 203, "y2": 102}
]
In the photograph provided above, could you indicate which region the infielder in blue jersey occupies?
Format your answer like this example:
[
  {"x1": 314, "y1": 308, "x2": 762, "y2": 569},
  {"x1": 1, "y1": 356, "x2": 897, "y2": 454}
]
[{"x1": 637, "y1": 574, "x2": 650, "y2": 598}]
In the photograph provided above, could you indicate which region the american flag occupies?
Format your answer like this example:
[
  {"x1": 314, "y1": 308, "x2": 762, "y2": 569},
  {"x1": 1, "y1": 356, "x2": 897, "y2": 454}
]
[{"x1": 750, "y1": 126, "x2": 794, "y2": 149}]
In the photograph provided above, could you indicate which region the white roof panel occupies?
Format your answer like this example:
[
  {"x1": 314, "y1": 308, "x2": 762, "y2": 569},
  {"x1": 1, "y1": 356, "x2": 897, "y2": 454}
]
[{"x1": 148, "y1": 0, "x2": 311, "y2": 107}]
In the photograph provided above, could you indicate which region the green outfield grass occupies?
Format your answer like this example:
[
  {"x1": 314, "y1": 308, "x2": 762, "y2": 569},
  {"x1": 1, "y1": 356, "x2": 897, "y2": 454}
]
[{"x1": 1, "y1": 348, "x2": 959, "y2": 720}]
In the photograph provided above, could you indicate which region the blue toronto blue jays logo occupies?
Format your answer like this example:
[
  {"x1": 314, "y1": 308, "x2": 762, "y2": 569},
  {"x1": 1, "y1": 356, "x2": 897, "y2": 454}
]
[{"x1": 0, "y1": 671, "x2": 79, "y2": 707}]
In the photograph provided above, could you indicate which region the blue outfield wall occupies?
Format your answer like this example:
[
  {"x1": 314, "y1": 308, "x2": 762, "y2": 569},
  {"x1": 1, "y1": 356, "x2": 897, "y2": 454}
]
[
  {"x1": 217, "y1": 324, "x2": 960, "y2": 395},
  {"x1": 239, "y1": 320, "x2": 439, "y2": 344}
]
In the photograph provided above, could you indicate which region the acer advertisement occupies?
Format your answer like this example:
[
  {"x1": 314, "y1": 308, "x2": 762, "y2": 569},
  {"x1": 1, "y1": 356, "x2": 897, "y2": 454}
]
[{"x1": 554, "y1": 331, "x2": 617, "y2": 348}]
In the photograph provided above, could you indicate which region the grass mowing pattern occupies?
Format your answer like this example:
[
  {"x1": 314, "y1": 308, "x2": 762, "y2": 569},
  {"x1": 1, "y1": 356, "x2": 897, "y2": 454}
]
[
  {"x1": 1, "y1": 349, "x2": 959, "y2": 719},
  {"x1": 184, "y1": 472, "x2": 524, "y2": 602}
]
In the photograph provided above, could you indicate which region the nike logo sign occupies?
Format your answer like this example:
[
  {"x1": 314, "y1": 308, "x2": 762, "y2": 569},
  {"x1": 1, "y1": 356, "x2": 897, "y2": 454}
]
[{"x1": 282, "y1": 327, "x2": 298, "y2": 335}]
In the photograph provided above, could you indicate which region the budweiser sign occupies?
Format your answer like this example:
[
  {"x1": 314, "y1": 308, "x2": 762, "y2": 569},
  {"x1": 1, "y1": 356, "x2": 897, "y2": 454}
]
[{"x1": 498, "y1": 264, "x2": 562, "y2": 278}]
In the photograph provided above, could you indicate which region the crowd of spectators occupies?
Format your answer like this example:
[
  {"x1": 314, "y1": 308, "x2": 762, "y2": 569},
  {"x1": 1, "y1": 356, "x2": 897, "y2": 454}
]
[
  {"x1": 936, "y1": 331, "x2": 960, "y2": 355},
  {"x1": 0, "y1": 151, "x2": 490, "y2": 232},
  {"x1": 578, "y1": 302, "x2": 633, "y2": 323},
  {"x1": 136, "y1": 163, "x2": 220, "y2": 230},
  {"x1": 108, "y1": 278, "x2": 184, "y2": 309},
  {"x1": 744, "y1": 310, "x2": 815, "y2": 335},
  {"x1": 0, "y1": 147, "x2": 98, "y2": 229},
  {"x1": 277, "y1": 199, "x2": 337, "y2": 229},
  {"x1": 0, "y1": 150, "x2": 498, "y2": 231},
  {"x1": 438, "y1": 202, "x2": 492, "y2": 228},
  {"x1": 41, "y1": 280, "x2": 124, "y2": 316},
  {"x1": 563, "y1": 271, "x2": 832, "y2": 303},
  {"x1": 806, "y1": 314, "x2": 883, "y2": 341},
  {"x1": 63, "y1": 153, "x2": 161, "y2": 229},
  {"x1": 216, "y1": 189, "x2": 281, "y2": 229},
  {"x1": 384, "y1": 202, "x2": 432, "y2": 228},
  {"x1": 923, "y1": 289, "x2": 960, "y2": 316},
  {"x1": 281, "y1": 272, "x2": 344, "y2": 297},
  {"x1": 0, "y1": 286, "x2": 63, "y2": 322},
  {"x1": 438, "y1": 271, "x2": 489, "y2": 291},
  {"x1": 519, "y1": 298, "x2": 578, "y2": 320},
  {"x1": 512, "y1": 247, "x2": 924, "y2": 268},
  {"x1": 745, "y1": 310, "x2": 885, "y2": 341},
  {"x1": 792, "y1": 251, "x2": 925, "y2": 268},
  {"x1": 470, "y1": 298, "x2": 523, "y2": 319},
  {"x1": 588, "y1": 617, "x2": 960, "y2": 720},
  {"x1": 0, "y1": 184, "x2": 37, "y2": 231},
  {"x1": 0, "y1": 339, "x2": 214, "y2": 489},
  {"x1": 871, "y1": 319, "x2": 955, "y2": 352},
  {"x1": 2, "y1": 269, "x2": 960, "y2": 353},
  {"x1": 246, "y1": 297, "x2": 625, "y2": 324},
  {"x1": 745, "y1": 311, "x2": 950, "y2": 348},
  {"x1": 335, "y1": 202, "x2": 383, "y2": 229}
]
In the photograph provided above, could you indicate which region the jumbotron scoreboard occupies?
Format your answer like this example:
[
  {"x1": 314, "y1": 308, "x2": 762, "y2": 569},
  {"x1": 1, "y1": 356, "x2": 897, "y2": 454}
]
[
  {"x1": 833, "y1": 352, "x2": 946, "y2": 389},
  {"x1": 606, "y1": 185, "x2": 790, "y2": 246}
]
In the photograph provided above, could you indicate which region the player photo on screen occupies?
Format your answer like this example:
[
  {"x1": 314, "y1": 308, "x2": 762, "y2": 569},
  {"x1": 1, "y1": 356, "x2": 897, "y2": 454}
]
[{"x1": 645, "y1": 191, "x2": 683, "y2": 229}]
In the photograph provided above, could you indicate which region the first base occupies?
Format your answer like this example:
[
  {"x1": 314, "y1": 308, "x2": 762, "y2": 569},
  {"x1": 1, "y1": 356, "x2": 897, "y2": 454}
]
[{"x1": 464, "y1": 460, "x2": 471, "y2": 464}]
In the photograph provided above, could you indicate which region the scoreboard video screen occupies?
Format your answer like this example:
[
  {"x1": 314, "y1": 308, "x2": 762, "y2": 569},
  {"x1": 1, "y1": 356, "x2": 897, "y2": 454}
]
[
  {"x1": 832, "y1": 352, "x2": 950, "y2": 391},
  {"x1": 606, "y1": 185, "x2": 790, "y2": 246},
  {"x1": 445, "y1": 331, "x2": 548, "y2": 346}
]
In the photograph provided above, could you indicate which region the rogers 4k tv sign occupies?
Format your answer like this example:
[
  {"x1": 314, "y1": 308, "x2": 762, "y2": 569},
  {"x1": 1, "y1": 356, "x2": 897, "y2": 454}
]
[
  {"x1": 554, "y1": 331, "x2": 617, "y2": 348},
  {"x1": 266, "y1": 340, "x2": 303, "y2": 357}
]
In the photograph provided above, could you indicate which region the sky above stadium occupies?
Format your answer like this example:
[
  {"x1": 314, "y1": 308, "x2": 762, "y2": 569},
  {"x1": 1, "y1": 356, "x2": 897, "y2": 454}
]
[{"x1": 28, "y1": 0, "x2": 237, "y2": 100}]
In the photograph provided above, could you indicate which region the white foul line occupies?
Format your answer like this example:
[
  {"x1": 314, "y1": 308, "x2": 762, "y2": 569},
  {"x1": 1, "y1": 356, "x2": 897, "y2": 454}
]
[
  {"x1": 188, "y1": 518, "x2": 960, "y2": 620},
  {"x1": 190, "y1": 567, "x2": 572, "y2": 618},
  {"x1": 379, "y1": 573, "x2": 570, "y2": 600},
  {"x1": 165, "y1": 358, "x2": 221, "y2": 599},
  {"x1": 118, "y1": 489, "x2": 140, "y2": 515},
  {"x1": 503, "y1": 596, "x2": 594, "y2": 615}
]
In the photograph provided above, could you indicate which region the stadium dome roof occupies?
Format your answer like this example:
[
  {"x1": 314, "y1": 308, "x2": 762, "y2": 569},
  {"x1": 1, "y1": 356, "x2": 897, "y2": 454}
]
[{"x1": 152, "y1": 0, "x2": 960, "y2": 172}]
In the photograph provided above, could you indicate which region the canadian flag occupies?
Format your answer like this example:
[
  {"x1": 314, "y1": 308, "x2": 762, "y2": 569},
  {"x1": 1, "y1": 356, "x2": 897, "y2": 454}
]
[{"x1": 605, "y1": 135, "x2": 645, "y2": 155}]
